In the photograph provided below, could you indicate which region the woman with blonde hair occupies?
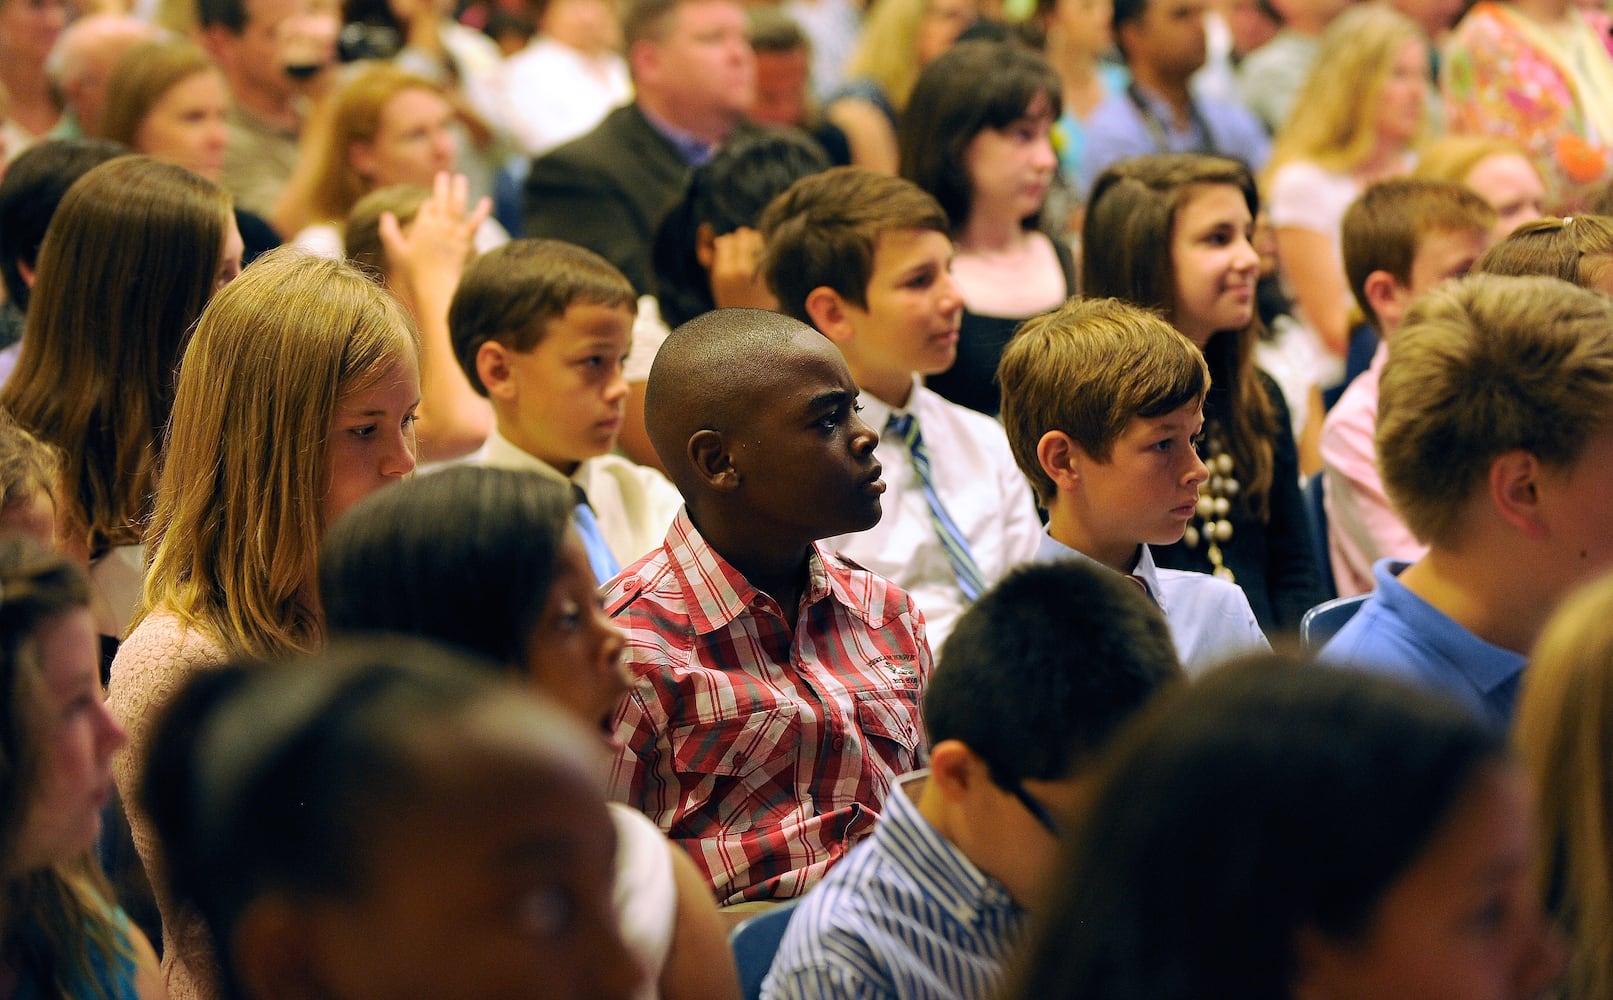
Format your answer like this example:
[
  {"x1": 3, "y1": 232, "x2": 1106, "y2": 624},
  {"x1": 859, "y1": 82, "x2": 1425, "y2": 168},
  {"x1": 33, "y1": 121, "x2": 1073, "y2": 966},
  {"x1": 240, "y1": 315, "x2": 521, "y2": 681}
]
[
  {"x1": 0, "y1": 154, "x2": 239, "y2": 643},
  {"x1": 1264, "y1": 4, "x2": 1427, "y2": 358},
  {"x1": 107, "y1": 247, "x2": 420, "y2": 1000},
  {"x1": 273, "y1": 63, "x2": 504, "y2": 255},
  {"x1": 1443, "y1": 0, "x2": 1613, "y2": 213},
  {"x1": 1416, "y1": 134, "x2": 1548, "y2": 239},
  {"x1": 99, "y1": 36, "x2": 279, "y2": 261},
  {"x1": 824, "y1": 0, "x2": 979, "y2": 172},
  {"x1": 1514, "y1": 571, "x2": 1613, "y2": 1000}
]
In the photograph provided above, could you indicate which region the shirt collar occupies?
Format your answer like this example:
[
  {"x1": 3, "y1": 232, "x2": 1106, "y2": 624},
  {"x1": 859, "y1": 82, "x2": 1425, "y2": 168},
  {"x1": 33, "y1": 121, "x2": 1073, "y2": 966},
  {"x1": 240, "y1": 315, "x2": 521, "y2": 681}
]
[
  {"x1": 1034, "y1": 532, "x2": 1164, "y2": 611},
  {"x1": 875, "y1": 771, "x2": 1019, "y2": 925},
  {"x1": 639, "y1": 106, "x2": 718, "y2": 166},
  {"x1": 472, "y1": 426, "x2": 580, "y2": 487},
  {"x1": 1373, "y1": 560, "x2": 1527, "y2": 694},
  {"x1": 661, "y1": 509, "x2": 847, "y2": 635},
  {"x1": 860, "y1": 376, "x2": 922, "y2": 436}
]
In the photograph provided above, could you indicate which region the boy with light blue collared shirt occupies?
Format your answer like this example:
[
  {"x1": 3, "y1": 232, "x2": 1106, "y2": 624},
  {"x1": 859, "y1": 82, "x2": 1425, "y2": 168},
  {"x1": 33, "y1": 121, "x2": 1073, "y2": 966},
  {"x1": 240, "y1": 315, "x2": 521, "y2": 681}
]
[
  {"x1": 449, "y1": 239, "x2": 682, "y2": 579},
  {"x1": 998, "y1": 296, "x2": 1267, "y2": 673},
  {"x1": 758, "y1": 167, "x2": 1043, "y2": 652}
]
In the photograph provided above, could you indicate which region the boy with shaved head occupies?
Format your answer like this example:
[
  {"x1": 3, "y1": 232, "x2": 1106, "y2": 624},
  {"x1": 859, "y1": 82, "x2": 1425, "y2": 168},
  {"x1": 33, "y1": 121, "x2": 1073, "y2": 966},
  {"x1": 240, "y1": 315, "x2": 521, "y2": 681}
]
[{"x1": 606, "y1": 307, "x2": 931, "y2": 906}]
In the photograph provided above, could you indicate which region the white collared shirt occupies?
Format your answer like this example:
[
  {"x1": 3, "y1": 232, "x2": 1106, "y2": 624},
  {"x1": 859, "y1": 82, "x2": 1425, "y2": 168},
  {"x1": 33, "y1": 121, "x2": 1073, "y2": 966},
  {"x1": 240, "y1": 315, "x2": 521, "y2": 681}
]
[
  {"x1": 467, "y1": 427, "x2": 683, "y2": 571},
  {"x1": 824, "y1": 378, "x2": 1043, "y2": 651}
]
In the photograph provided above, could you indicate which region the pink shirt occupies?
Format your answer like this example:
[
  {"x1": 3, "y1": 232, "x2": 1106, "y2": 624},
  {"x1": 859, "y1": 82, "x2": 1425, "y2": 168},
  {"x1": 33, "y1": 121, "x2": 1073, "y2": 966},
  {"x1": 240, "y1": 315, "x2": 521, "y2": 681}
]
[{"x1": 1320, "y1": 342, "x2": 1428, "y2": 596}]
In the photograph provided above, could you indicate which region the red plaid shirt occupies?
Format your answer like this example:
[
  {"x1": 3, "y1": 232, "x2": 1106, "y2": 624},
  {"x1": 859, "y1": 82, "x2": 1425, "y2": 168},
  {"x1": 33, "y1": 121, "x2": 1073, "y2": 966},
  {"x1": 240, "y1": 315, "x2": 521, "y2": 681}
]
[{"x1": 604, "y1": 510, "x2": 931, "y2": 905}]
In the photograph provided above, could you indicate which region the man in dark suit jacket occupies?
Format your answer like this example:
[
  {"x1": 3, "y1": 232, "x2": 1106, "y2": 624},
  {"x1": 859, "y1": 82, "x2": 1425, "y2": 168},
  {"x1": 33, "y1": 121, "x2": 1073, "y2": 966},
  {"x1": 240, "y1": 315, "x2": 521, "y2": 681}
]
[{"x1": 523, "y1": 0, "x2": 756, "y2": 294}]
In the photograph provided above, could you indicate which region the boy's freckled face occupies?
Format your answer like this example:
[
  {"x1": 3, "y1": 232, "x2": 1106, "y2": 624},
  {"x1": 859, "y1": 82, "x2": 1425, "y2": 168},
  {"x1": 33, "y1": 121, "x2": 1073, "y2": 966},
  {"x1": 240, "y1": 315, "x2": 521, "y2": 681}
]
[
  {"x1": 501, "y1": 302, "x2": 634, "y2": 474},
  {"x1": 728, "y1": 331, "x2": 886, "y2": 543},
  {"x1": 841, "y1": 228, "x2": 964, "y2": 385},
  {"x1": 1076, "y1": 401, "x2": 1209, "y2": 556}
]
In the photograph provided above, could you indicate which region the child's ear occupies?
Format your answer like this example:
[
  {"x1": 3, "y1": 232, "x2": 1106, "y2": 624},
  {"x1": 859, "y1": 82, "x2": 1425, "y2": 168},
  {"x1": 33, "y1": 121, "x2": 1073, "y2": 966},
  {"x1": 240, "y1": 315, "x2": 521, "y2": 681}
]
[
  {"x1": 346, "y1": 141, "x2": 377, "y2": 185},
  {"x1": 804, "y1": 286, "x2": 856, "y2": 345},
  {"x1": 928, "y1": 739, "x2": 986, "y2": 803},
  {"x1": 688, "y1": 429, "x2": 739, "y2": 493},
  {"x1": 1363, "y1": 270, "x2": 1407, "y2": 337},
  {"x1": 476, "y1": 341, "x2": 517, "y2": 402},
  {"x1": 1037, "y1": 430, "x2": 1085, "y2": 494},
  {"x1": 232, "y1": 896, "x2": 326, "y2": 1000},
  {"x1": 1488, "y1": 449, "x2": 1549, "y2": 540},
  {"x1": 695, "y1": 222, "x2": 717, "y2": 272}
]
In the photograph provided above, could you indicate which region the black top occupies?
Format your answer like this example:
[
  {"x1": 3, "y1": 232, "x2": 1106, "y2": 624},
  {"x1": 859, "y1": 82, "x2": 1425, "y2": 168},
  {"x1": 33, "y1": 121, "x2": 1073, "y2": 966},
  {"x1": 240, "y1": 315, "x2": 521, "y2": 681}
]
[
  {"x1": 925, "y1": 234, "x2": 1077, "y2": 416},
  {"x1": 1152, "y1": 371, "x2": 1325, "y2": 636},
  {"x1": 237, "y1": 207, "x2": 280, "y2": 266}
]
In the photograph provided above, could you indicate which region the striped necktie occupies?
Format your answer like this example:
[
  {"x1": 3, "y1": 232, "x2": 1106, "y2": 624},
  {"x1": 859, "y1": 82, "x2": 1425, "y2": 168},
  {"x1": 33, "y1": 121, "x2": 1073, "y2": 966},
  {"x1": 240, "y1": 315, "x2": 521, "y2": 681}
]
[
  {"x1": 572, "y1": 484, "x2": 620, "y2": 583},
  {"x1": 887, "y1": 412, "x2": 986, "y2": 601}
]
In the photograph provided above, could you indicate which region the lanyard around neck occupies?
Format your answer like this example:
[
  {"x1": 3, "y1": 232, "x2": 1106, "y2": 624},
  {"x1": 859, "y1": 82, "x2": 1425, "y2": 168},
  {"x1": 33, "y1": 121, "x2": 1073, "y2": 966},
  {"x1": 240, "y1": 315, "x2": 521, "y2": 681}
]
[{"x1": 1126, "y1": 82, "x2": 1220, "y2": 156}]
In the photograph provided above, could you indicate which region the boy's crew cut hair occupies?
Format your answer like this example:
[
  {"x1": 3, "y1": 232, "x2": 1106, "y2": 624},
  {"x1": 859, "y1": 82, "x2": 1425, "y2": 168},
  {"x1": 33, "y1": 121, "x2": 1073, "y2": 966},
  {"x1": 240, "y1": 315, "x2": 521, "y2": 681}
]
[{"x1": 1341, "y1": 178, "x2": 1496, "y2": 327}]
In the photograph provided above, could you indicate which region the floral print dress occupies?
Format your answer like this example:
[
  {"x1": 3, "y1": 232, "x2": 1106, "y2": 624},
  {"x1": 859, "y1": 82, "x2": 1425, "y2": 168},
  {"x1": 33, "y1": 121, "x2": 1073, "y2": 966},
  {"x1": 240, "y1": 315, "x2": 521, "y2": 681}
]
[{"x1": 1442, "y1": 1, "x2": 1613, "y2": 211}]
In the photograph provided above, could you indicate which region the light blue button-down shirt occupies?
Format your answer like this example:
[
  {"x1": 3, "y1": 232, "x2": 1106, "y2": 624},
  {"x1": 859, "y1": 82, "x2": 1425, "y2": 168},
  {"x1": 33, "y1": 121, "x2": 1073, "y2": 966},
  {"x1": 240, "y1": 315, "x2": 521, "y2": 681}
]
[{"x1": 1030, "y1": 532, "x2": 1268, "y2": 675}]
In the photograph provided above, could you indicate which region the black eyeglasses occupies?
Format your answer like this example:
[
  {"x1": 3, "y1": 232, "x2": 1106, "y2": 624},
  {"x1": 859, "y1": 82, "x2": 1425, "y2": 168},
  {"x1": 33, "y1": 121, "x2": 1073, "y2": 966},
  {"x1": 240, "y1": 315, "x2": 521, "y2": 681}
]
[{"x1": 1001, "y1": 778, "x2": 1062, "y2": 838}]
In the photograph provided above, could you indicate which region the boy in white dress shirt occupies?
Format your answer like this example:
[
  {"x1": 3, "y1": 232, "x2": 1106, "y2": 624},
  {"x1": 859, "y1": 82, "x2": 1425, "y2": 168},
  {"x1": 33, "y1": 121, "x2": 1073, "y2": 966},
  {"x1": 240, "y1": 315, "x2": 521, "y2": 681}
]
[
  {"x1": 759, "y1": 167, "x2": 1042, "y2": 650},
  {"x1": 449, "y1": 238, "x2": 682, "y2": 578},
  {"x1": 998, "y1": 296, "x2": 1267, "y2": 673}
]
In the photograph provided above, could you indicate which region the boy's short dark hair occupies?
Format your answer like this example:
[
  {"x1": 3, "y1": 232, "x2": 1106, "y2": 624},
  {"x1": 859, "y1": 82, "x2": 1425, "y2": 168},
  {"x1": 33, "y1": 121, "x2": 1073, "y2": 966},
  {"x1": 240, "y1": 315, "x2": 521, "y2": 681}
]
[
  {"x1": 448, "y1": 239, "x2": 636, "y2": 396},
  {"x1": 0, "y1": 140, "x2": 125, "y2": 309},
  {"x1": 758, "y1": 166, "x2": 950, "y2": 324},
  {"x1": 747, "y1": 4, "x2": 808, "y2": 51},
  {"x1": 197, "y1": 0, "x2": 248, "y2": 32},
  {"x1": 999, "y1": 297, "x2": 1208, "y2": 507},
  {"x1": 1341, "y1": 178, "x2": 1495, "y2": 329},
  {"x1": 926, "y1": 560, "x2": 1182, "y2": 784}
]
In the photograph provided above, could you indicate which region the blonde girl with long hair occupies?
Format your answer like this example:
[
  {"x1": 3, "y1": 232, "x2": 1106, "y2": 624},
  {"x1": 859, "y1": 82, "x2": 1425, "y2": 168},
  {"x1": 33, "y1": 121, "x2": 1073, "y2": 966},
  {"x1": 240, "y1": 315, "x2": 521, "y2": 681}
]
[
  {"x1": 1514, "y1": 571, "x2": 1613, "y2": 1000},
  {"x1": 107, "y1": 247, "x2": 420, "y2": 1000},
  {"x1": 1264, "y1": 4, "x2": 1427, "y2": 358},
  {"x1": 272, "y1": 63, "x2": 504, "y2": 256},
  {"x1": 825, "y1": 0, "x2": 980, "y2": 173}
]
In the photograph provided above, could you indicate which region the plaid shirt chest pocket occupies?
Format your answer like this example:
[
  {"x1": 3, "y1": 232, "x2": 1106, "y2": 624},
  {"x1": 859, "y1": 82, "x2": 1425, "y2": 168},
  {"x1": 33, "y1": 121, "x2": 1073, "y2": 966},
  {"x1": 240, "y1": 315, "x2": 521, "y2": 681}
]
[
  {"x1": 852, "y1": 688, "x2": 924, "y2": 774},
  {"x1": 669, "y1": 705, "x2": 803, "y2": 830}
]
